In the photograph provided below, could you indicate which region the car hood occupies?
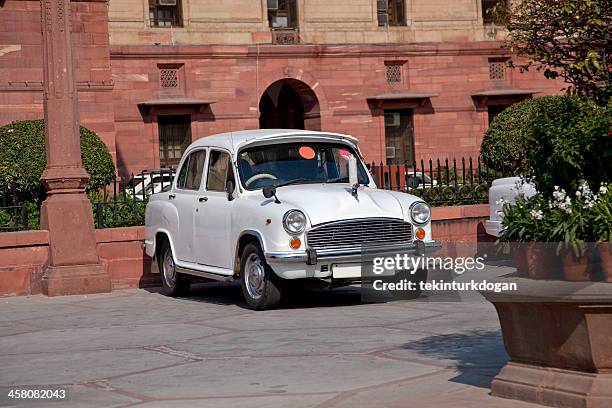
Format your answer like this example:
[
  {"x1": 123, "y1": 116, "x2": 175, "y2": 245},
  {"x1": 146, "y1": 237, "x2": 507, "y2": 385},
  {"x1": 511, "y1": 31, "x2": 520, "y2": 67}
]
[{"x1": 272, "y1": 184, "x2": 414, "y2": 226}]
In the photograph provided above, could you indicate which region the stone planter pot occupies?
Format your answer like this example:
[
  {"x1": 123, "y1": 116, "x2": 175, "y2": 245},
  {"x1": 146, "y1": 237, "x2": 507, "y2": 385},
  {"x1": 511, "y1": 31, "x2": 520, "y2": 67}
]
[
  {"x1": 597, "y1": 243, "x2": 612, "y2": 283},
  {"x1": 512, "y1": 244, "x2": 528, "y2": 277},
  {"x1": 482, "y1": 278, "x2": 612, "y2": 408},
  {"x1": 561, "y1": 248, "x2": 592, "y2": 281},
  {"x1": 525, "y1": 243, "x2": 557, "y2": 280}
]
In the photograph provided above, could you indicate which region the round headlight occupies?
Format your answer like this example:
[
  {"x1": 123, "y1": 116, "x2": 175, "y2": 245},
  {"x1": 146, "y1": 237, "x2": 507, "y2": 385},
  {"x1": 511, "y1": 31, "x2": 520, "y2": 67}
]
[
  {"x1": 283, "y1": 210, "x2": 306, "y2": 235},
  {"x1": 410, "y1": 202, "x2": 431, "y2": 225}
]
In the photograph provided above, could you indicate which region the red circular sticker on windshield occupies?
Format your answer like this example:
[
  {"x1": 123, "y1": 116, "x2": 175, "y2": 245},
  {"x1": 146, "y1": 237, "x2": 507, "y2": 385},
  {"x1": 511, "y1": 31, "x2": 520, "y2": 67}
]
[
  {"x1": 338, "y1": 149, "x2": 352, "y2": 160},
  {"x1": 299, "y1": 146, "x2": 316, "y2": 159}
]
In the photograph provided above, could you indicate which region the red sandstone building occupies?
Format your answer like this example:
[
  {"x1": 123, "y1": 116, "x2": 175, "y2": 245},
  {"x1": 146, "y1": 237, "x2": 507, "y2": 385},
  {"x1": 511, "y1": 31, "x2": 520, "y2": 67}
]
[{"x1": 1, "y1": 0, "x2": 563, "y2": 176}]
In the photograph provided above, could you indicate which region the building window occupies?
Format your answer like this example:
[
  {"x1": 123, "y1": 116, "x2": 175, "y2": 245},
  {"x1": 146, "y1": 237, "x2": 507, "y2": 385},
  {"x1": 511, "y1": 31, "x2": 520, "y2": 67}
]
[
  {"x1": 489, "y1": 61, "x2": 505, "y2": 80},
  {"x1": 267, "y1": 0, "x2": 298, "y2": 29},
  {"x1": 488, "y1": 104, "x2": 510, "y2": 127},
  {"x1": 149, "y1": 0, "x2": 182, "y2": 28},
  {"x1": 378, "y1": 0, "x2": 406, "y2": 27},
  {"x1": 158, "y1": 115, "x2": 191, "y2": 168},
  {"x1": 384, "y1": 110, "x2": 414, "y2": 165},
  {"x1": 385, "y1": 62, "x2": 404, "y2": 85},
  {"x1": 482, "y1": 0, "x2": 506, "y2": 25},
  {"x1": 159, "y1": 68, "x2": 179, "y2": 88}
]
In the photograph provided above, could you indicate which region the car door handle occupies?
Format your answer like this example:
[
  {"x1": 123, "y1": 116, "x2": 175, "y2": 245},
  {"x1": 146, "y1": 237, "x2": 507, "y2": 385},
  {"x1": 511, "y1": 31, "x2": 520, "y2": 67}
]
[
  {"x1": 168, "y1": 194, "x2": 176, "y2": 200},
  {"x1": 199, "y1": 197, "x2": 208, "y2": 202}
]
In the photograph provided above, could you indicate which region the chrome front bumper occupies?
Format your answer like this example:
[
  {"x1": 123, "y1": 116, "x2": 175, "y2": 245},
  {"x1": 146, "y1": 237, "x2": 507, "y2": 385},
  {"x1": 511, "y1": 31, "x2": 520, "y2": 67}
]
[{"x1": 265, "y1": 241, "x2": 442, "y2": 265}]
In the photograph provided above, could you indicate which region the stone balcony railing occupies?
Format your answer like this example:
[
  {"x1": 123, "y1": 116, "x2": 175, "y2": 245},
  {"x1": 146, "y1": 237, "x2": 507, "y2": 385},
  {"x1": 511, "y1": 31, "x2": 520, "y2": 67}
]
[{"x1": 271, "y1": 28, "x2": 300, "y2": 45}]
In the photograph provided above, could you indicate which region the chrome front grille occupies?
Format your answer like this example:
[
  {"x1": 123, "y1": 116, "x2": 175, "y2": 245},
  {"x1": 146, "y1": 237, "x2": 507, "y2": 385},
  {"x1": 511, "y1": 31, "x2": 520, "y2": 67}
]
[{"x1": 306, "y1": 218, "x2": 413, "y2": 251}]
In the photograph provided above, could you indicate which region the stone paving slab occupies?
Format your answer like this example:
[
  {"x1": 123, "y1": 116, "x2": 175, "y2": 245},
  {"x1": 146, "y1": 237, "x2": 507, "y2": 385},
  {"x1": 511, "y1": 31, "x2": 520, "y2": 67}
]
[{"x1": 0, "y1": 279, "x2": 542, "y2": 408}]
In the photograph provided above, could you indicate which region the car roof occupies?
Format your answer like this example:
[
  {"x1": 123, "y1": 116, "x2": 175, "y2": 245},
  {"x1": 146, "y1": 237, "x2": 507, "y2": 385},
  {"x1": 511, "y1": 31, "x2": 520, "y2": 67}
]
[{"x1": 185, "y1": 129, "x2": 359, "y2": 152}]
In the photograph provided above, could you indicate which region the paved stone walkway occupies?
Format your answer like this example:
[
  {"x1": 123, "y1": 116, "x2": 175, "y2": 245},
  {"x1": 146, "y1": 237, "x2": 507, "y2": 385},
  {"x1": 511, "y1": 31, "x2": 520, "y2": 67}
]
[{"x1": 0, "y1": 265, "x2": 541, "y2": 407}]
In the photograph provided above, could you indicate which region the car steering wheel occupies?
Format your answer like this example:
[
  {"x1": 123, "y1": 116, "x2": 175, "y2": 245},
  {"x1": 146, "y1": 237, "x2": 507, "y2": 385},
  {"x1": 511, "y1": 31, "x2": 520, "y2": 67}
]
[{"x1": 245, "y1": 173, "x2": 278, "y2": 187}]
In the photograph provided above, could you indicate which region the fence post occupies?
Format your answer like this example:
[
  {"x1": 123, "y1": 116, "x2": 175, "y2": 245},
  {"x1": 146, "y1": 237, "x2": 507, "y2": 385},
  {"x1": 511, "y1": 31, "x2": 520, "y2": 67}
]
[
  {"x1": 96, "y1": 202, "x2": 103, "y2": 229},
  {"x1": 21, "y1": 205, "x2": 29, "y2": 231}
]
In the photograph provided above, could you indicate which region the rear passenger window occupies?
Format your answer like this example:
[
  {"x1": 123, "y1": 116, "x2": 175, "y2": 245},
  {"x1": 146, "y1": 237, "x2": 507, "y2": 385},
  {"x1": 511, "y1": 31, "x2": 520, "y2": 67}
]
[
  {"x1": 177, "y1": 150, "x2": 207, "y2": 191},
  {"x1": 176, "y1": 156, "x2": 190, "y2": 189}
]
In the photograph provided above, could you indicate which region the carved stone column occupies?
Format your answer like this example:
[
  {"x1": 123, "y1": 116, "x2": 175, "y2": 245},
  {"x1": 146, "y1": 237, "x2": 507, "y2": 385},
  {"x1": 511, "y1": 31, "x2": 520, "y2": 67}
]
[{"x1": 39, "y1": 0, "x2": 111, "y2": 296}]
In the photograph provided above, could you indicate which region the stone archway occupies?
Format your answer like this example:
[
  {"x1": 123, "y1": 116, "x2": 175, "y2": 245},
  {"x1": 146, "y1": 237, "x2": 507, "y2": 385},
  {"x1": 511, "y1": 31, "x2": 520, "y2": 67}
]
[{"x1": 259, "y1": 79, "x2": 321, "y2": 131}]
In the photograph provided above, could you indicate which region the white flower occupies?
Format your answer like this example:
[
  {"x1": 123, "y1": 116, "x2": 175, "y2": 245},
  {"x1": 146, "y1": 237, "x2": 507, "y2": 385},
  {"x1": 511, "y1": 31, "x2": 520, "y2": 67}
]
[
  {"x1": 576, "y1": 191, "x2": 582, "y2": 197},
  {"x1": 7, "y1": 128, "x2": 14, "y2": 133},
  {"x1": 530, "y1": 209, "x2": 543, "y2": 220},
  {"x1": 600, "y1": 185, "x2": 608, "y2": 195}
]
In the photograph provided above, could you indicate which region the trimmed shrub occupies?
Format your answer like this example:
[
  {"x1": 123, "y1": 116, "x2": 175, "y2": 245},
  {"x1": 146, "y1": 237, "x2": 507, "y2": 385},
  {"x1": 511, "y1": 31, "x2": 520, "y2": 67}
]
[
  {"x1": 523, "y1": 96, "x2": 611, "y2": 196},
  {"x1": 0, "y1": 120, "x2": 115, "y2": 203},
  {"x1": 481, "y1": 95, "x2": 611, "y2": 195},
  {"x1": 480, "y1": 97, "x2": 543, "y2": 174}
]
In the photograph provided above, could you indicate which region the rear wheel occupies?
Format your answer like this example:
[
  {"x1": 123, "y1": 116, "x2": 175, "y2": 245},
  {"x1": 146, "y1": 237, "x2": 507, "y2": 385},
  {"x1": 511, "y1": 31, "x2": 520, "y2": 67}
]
[
  {"x1": 240, "y1": 243, "x2": 283, "y2": 310},
  {"x1": 158, "y1": 240, "x2": 191, "y2": 297}
]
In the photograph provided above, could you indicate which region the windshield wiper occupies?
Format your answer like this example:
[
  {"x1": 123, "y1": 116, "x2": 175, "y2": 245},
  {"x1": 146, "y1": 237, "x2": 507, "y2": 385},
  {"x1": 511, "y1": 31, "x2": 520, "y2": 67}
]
[
  {"x1": 273, "y1": 178, "x2": 319, "y2": 188},
  {"x1": 325, "y1": 177, "x2": 347, "y2": 184},
  {"x1": 325, "y1": 177, "x2": 369, "y2": 186}
]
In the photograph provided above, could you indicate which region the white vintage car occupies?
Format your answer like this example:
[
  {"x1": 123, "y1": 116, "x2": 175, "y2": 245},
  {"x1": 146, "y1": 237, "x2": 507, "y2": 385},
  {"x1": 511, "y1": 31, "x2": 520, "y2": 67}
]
[{"x1": 144, "y1": 129, "x2": 440, "y2": 310}]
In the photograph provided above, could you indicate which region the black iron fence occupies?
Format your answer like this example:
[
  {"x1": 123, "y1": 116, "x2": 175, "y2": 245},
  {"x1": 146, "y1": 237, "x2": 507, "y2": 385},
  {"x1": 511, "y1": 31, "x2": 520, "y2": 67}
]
[
  {"x1": 0, "y1": 204, "x2": 29, "y2": 232},
  {"x1": 91, "y1": 168, "x2": 175, "y2": 229},
  {"x1": 1, "y1": 157, "x2": 514, "y2": 231},
  {"x1": 0, "y1": 187, "x2": 31, "y2": 232},
  {"x1": 369, "y1": 157, "x2": 515, "y2": 206}
]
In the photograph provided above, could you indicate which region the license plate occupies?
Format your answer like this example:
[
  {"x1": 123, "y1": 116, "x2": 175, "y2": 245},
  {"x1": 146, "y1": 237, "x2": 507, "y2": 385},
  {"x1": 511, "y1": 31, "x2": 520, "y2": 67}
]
[{"x1": 331, "y1": 264, "x2": 362, "y2": 279}]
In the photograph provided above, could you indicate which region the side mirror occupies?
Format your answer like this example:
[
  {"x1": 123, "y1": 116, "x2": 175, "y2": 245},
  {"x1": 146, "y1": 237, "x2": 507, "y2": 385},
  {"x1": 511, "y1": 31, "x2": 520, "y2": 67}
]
[
  {"x1": 262, "y1": 185, "x2": 276, "y2": 199},
  {"x1": 262, "y1": 185, "x2": 280, "y2": 203},
  {"x1": 407, "y1": 176, "x2": 421, "y2": 189},
  {"x1": 225, "y1": 180, "x2": 235, "y2": 201}
]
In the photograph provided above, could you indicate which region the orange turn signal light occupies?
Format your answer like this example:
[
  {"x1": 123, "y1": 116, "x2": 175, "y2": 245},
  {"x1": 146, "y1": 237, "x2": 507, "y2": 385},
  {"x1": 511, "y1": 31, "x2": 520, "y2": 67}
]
[
  {"x1": 415, "y1": 228, "x2": 426, "y2": 240},
  {"x1": 290, "y1": 236, "x2": 301, "y2": 249}
]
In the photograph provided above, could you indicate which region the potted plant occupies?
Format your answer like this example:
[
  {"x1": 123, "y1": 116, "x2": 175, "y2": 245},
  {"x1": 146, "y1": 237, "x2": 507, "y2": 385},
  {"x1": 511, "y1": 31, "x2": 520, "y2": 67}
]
[
  {"x1": 548, "y1": 183, "x2": 593, "y2": 281},
  {"x1": 499, "y1": 194, "x2": 558, "y2": 279},
  {"x1": 591, "y1": 183, "x2": 612, "y2": 282}
]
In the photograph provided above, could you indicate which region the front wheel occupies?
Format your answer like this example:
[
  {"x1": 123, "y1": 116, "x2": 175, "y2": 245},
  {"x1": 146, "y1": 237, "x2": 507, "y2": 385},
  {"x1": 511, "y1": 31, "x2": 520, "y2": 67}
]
[
  {"x1": 240, "y1": 243, "x2": 283, "y2": 310},
  {"x1": 158, "y1": 240, "x2": 191, "y2": 297}
]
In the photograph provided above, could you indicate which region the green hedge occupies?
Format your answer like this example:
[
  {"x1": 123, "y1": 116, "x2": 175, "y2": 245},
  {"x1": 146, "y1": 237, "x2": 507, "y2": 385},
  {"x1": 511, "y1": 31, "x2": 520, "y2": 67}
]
[
  {"x1": 481, "y1": 96, "x2": 611, "y2": 194},
  {"x1": 0, "y1": 120, "x2": 115, "y2": 203},
  {"x1": 481, "y1": 97, "x2": 543, "y2": 174},
  {"x1": 523, "y1": 96, "x2": 611, "y2": 196}
]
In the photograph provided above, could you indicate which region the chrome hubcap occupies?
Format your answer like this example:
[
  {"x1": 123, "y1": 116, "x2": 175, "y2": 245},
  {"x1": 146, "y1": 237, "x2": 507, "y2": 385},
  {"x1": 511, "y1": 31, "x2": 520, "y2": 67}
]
[
  {"x1": 245, "y1": 254, "x2": 265, "y2": 299},
  {"x1": 162, "y1": 248, "x2": 176, "y2": 288}
]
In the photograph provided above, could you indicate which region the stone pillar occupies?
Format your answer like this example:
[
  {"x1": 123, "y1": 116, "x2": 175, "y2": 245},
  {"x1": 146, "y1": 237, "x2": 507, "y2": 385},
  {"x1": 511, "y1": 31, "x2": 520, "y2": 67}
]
[{"x1": 39, "y1": 0, "x2": 111, "y2": 296}]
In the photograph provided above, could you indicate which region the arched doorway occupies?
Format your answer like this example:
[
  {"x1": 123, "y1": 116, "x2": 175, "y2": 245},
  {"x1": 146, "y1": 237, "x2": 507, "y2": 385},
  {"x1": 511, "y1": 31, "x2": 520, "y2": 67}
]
[{"x1": 259, "y1": 79, "x2": 321, "y2": 130}]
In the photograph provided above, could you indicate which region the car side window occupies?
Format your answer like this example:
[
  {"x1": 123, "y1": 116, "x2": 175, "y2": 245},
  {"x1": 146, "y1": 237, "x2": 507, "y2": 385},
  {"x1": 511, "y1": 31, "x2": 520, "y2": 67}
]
[
  {"x1": 176, "y1": 156, "x2": 190, "y2": 189},
  {"x1": 184, "y1": 150, "x2": 207, "y2": 190},
  {"x1": 207, "y1": 150, "x2": 230, "y2": 192}
]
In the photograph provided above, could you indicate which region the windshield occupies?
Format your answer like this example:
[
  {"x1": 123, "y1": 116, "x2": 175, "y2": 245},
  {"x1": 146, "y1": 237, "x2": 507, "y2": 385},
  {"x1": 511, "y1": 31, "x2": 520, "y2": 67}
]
[{"x1": 238, "y1": 142, "x2": 370, "y2": 190}]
